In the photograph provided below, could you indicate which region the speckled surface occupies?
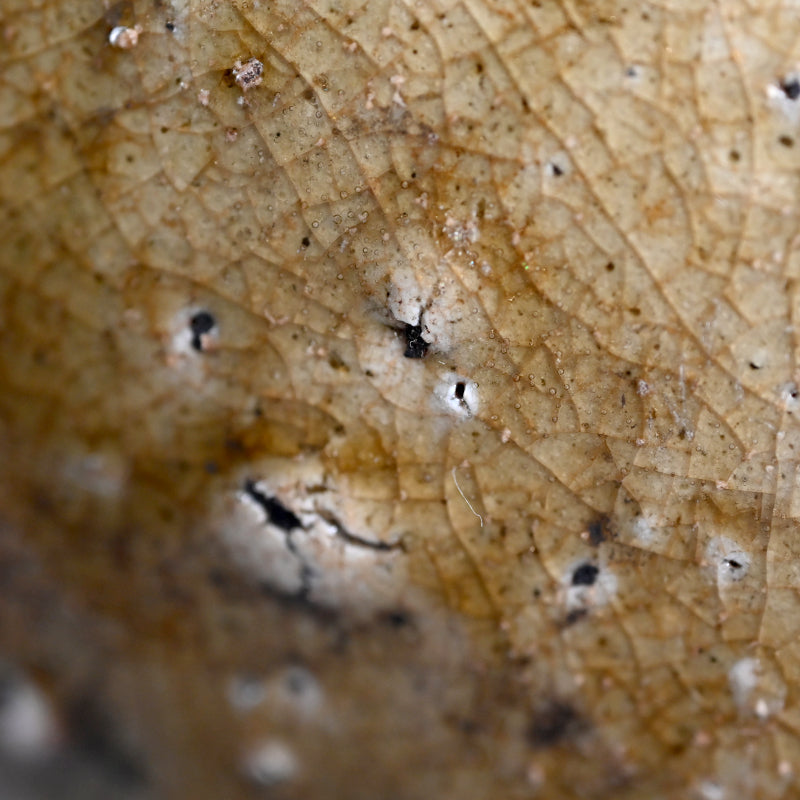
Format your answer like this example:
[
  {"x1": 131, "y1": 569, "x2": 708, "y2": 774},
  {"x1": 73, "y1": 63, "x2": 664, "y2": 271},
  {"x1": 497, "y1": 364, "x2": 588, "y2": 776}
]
[{"x1": 3, "y1": 0, "x2": 800, "y2": 797}]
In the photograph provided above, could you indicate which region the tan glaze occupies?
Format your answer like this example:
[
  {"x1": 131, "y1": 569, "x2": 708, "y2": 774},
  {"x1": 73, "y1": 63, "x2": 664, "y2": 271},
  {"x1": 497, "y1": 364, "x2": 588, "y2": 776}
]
[{"x1": 2, "y1": 0, "x2": 800, "y2": 797}]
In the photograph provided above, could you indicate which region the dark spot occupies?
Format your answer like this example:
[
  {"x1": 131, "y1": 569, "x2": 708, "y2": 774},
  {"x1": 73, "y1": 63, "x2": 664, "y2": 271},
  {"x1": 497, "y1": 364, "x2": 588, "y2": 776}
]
[
  {"x1": 208, "y1": 568, "x2": 228, "y2": 588},
  {"x1": 301, "y1": 236, "x2": 310, "y2": 247},
  {"x1": 729, "y1": 149, "x2": 740, "y2": 162},
  {"x1": 572, "y1": 563, "x2": 599, "y2": 586},
  {"x1": 779, "y1": 135, "x2": 794, "y2": 148},
  {"x1": 189, "y1": 310, "x2": 215, "y2": 351},
  {"x1": 780, "y1": 77, "x2": 800, "y2": 100},
  {"x1": 225, "y1": 437, "x2": 244, "y2": 453},
  {"x1": 403, "y1": 323, "x2": 429, "y2": 358},
  {"x1": 725, "y1": 558, "x2": 742, "y2": 570},
  {"x1": 410, "y1": 18, "x2": 420, "y2": 30},
  {"x1": 257, "y1": 579, "x2": 340, "y2": 624},
  {"x1": 382, "y1": 609, "x2": 412, "y2": 628},
  {"x1": 454, "y1": 381, "x2": 466, "y2": 400},
  {"x1": 165, "y1": 20, "x2": 175, "y2": 31},
  {"x1": 587, "y1": 517, "x2": 607, "y2": 546},
  {"x1": 67, "y1": 694, "x2": 146, "y2": 785},
  {"x1": 327, "y1": 351, "x2": 347, "y2": 371},
  {"x1": 285, "y1": 666, "x2": 314, "y2": 695},
  {"x1": 564, "y1": 608, "x2": 588, "y2": 626},
  {"x1": 243, "y1": 480, "x2": 302, "y2": 531},
  {"x1": 605, "y1": 261, "x2": 615, "y2": 271},
  {"x1": 550, "y1": 162, "x2": 563, "y2": 176},
  {"x1": 527, "y1": 701, "x2": 582, "y2": 748},
  {"x1": 749, "y1": 361, "x2": 761, "y2": 370}
]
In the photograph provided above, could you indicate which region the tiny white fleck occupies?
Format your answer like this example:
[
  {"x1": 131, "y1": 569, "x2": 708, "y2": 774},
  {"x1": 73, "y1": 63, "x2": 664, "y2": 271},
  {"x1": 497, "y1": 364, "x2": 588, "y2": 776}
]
[
  {"x1": 243, "y1": 739, "x2": 297, "y2": 787},
  {"x1": 109, "y1": 25, "x2": 140, "y2": 49}
]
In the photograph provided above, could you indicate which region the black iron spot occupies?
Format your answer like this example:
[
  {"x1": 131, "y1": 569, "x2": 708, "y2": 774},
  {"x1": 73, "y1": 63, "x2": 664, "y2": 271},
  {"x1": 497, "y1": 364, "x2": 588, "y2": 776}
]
[
  {"x1": 382, "y1": 609, "x2": 412, "y2": 628},
  {"x1": 403, "y1": 323, "x2": 429, "y2": 358},
  {"x1": 527, "y1": 701, "x2": 582, "y2": 748},
  {"x1": 572, "y1": 563, "x2": 599, "y2": 586},
  {"x1": 564, "y1": 608, "x2": 588, "y2": 626},
  {"x1": 165, "y1": 20, "x2": 175, "y2": 31},
  {"x1": 781, "y1": 77, "x2": 800, "y2": 100},
  {"x1": 243, "y1": 480, "x2": 302, "y2": 531},
  {"x1": 189, "y1": 310, "x2": 215, "y2": 352},
  {"x1": 587, "y1": 517, "x2": 607, "y2": 546},
  {"x1": 301, "y1": 236, "x2": 310, "y2": 247},
  {"x1": 67, "y1": 694, "x2": 147, "y2": 785},
  {"x1": 725, "y1": 558, "x2": 742, "y2": 570},
  {"x1": 454, "y1": 381, "x2": 466, "y2": 400},
  {"x1": 550, "y1": 162, "x2": 563, "y2": 176}
]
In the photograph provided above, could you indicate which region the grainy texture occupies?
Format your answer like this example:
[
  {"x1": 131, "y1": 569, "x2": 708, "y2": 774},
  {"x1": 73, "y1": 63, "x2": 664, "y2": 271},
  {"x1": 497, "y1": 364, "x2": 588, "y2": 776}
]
[{"x1": 2, "y1": 0, "x2": 800, "y2": 797}]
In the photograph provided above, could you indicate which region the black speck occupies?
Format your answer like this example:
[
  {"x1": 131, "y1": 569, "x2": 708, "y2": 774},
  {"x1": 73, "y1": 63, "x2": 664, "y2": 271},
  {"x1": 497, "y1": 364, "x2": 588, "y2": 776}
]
[
  {"x1": 550, "y1": 162, "x2": 563, "y2": 176},
  {"x1": 301, "y1": 236, "x2": 310, "y2": 247},
  {"x1": 208, "y1": 568, "x2": 228, "y2": 588},
  {"x1": 725, "y1": 558, "x2": 742, "y2": 570},
  {"x1": 587, "y1": 518, "x2": 607, "y2": 546},
  {"x1": 781, "y1": 78, "x2": 800, "y2": 100},
  {"x1": 165, "y1": 21, "x2": 175, "y2": 31},
  {"x1": 572, "y1": 563, "x2": 599, "y2": 586},
  {"x1": 382, "y1": 609, "x2": 412, "y2": 628},
  {"x1": 749, "y1": 361, "x2": 761, "y2": 370},
  {"x1": 67, "y1": 694, "x2": 146, "y2": 785},
  {"x1": 454, "y1": 381, "x2": 466, "y2": 400},
  {"x1": 527, "y1": 701, "x2": 582, "y2": 748},
  {"x1": 403, "y1": 323, "x2": 429, "y2": 358},
  {"x1": 564, "y1": 608, "x2": 587, "y2": 626},
  {"x1": 243, "y1": 480, "x2": 302, "y2": 531},
  {"x1": 189, "y1": 310, "x2": 215, "y2": 351}
]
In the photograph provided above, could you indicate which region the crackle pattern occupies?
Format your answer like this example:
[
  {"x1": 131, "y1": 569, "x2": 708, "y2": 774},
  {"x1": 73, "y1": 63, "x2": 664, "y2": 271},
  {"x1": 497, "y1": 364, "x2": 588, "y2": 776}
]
[{"x1": 3, "y1": 0, "x2": 800, "y2": 797}]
